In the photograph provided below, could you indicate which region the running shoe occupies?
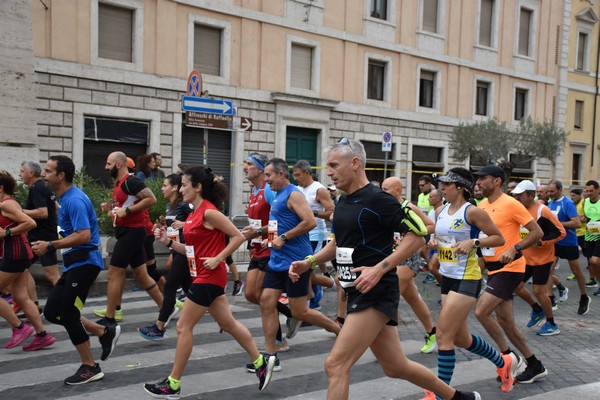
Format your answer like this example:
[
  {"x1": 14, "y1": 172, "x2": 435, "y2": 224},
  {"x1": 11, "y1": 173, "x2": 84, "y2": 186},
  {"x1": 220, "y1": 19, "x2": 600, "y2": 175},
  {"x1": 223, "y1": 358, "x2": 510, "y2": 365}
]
[
  {"x1": 64, "y1": 363, "x2": 104, "y2": 385},
  {"x1": 99, "y1": 325, "x2": 121, "y2": 361},
  {"x1": 422, "y1": 274, "x2": 436, "y2": 284},
  {"x1": 0, "y1": 292, "x2": 13, "y2": 304},
  {"x1": 164, "y1": 305, "x2": 181, "y2": 328},
  {"x1": 516, "y1": 361, "x2": 548, "y2": 384},
  {"x1": 256, "y1": 354, "x2": 276, "y2": 391},
  {"x1": 461, "y1": 392, "x2": 482, "y2": 400},
  {"x1": 537, "y1": 321, "x2": 560, "y2": 336},
  {"x1": 143, "y1": 377, "x2": 180, "y2": 399},
  {"x1": 566, "y1": 273, "x2": 576, "y2": 281},
  {"x1": 4, "y1": 323, "x2": 34, "y2": 349},
  {"x1": 285, "y1": 317, "x2": 302, "y2": 339},
  {"x1": 232, "y1": 280, "x2": 244, "y2": 296},
  {"x1": 420, "y1": 332, "x2": 437, "y2": 354},
  {"x1": 594, "y1": 288, "x2": 600, "y2": 296},
  {"x1": 585, "y1": 278, "x2": 598, "y2": 287},
  {"x1": 496, "y1": 353, "x2": 516, "y2": 392},
  {"x1": 246, "y1": 356, "x2": 281, "y2": 373},
  {"x1": 93, "y1": 308, "x2": 123, "y2": 321},
  {"x1": 278, "y1": 293, "x2": 289, "y2": 305},
  {"x1": 526, "y1": 310, "x2": 545, "y2": 328},
  {"x1": 175, "y1": 299, "x2": 184, "y2": 310},
  {"x1": 420, "y1": 390, "x2": 436, "y2": 399},
  {"x1": 550, "y1": 297, "x2": 558, "y2": 311},
  {"x1": 558, "y1": 286, "x2": 569, "y2": 302},
  {"x1": 578, "y1": 295, "x2": 591, "y2": 315},
  {"x1": 138, "y1": 324, "x2": 165, "y2": 341},
  {"x1": 22, "y1": 332, "x2": 56, "y2": 351},
  {"x1": 335, "y1": 316, "x2": 345, "y2": 328}
]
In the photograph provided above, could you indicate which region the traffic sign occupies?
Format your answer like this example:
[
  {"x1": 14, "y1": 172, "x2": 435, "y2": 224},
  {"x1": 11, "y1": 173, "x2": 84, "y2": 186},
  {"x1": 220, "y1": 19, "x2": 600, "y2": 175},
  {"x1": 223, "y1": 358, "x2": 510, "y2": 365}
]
[
  {"x1": 186, "y1": 112, "x2": 232, "y2": 129},
  {"x1": 181, "y1": 96, "x2": 234, "y2": 115},
  {"x1": 382, "y1": 131, "x2": 392, "y2": 152},
  {"x1": 186, "y1": 70, "x2": 203, "y2": 96}
]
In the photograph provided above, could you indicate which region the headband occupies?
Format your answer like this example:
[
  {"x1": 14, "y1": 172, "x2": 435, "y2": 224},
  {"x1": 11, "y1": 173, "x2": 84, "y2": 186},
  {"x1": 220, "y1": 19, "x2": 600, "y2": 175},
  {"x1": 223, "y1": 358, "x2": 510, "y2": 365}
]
[{"x1": 247, "y1": 155, "x2": 265, "y2": 171}]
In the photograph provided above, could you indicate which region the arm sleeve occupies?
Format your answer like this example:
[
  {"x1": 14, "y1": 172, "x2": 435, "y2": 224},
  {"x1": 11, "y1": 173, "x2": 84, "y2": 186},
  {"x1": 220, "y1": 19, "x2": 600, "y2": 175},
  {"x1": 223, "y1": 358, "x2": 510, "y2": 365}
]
[
  {"x1": 65, "y1": 200, "x2": 92, "y2": 232},
  {"x1": 123, "y1": 176, "x2": 147, "y2": 196},
  {"x1": 565, "y1": 201, "x2": 579, "y2": 219},
  {"x1": 29, "y1": 186, "x2": 48, "y2": 210}
]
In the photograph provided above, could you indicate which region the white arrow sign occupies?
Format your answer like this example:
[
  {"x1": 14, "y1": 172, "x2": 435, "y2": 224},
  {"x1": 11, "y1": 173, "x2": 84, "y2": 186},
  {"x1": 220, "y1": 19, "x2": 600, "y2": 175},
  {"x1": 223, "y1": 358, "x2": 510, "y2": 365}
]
[{"x1": 181, "y1": 96, "x2": 234, "y2": 115}]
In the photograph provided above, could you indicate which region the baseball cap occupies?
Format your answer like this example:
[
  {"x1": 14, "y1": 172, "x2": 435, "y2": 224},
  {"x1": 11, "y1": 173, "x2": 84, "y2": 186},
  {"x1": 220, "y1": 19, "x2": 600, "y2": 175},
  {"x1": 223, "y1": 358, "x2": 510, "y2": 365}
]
[
  {"x1": 328, "y1": 185, "x2": 336, "y2": 191},
  {"x1": 473, "y1": 165, "x2": 505, "y2": 182},
  {"x1": 511, "y1": 180, "x2": 536, "y2": 194}
]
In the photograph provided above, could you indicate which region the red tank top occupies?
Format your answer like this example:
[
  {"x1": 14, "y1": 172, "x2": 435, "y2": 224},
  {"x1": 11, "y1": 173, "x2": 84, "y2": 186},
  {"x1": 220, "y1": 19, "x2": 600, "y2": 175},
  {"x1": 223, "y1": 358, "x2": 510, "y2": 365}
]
[
  {"x1": 183, "y1": 200, "x2": 227, "y2": 288},
  {"x1": 248, "y1": 181, "x2": 271, "y2": 259},
  {"x1": 0, "y1": 197, "x2": 33, "y2": 261},
  {"x1": 112, "y1": 174, "x2": 146, "y2": 228}
]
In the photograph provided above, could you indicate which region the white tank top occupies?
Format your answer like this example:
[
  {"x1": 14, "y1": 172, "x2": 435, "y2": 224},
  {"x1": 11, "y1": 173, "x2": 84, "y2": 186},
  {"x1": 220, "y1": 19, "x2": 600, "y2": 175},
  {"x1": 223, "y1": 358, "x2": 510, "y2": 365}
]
[
  {"x1": 435, "y1": 202, "x2": 482, "y2": 280},
  {"x1": 298, "y1": 181, "x2": 327, "y2": 241}
]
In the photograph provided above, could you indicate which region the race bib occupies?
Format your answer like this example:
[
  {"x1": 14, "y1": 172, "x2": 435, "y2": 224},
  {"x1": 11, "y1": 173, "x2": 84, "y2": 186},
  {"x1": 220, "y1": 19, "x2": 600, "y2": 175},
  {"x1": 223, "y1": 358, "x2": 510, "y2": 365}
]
[
  {"x1": 392, "y1": 232, "x2": 402, "y2": 250},
  {"x1": 267, "y1": 220, "x2": 278, "y2": 247},
  {"x1": 167, "y1": 226, "x2": 179, "y2": 243},
  {"x1": 479, "y1": 232, "x2": 495, "y2": 257},
  {"x1": 437, "y1": 236, "x2": 458, "y2": 264},
  {"x1": 520, "y1": 226, "x2": 529, "y2": 240},
  {"x1": 185, "y1": 245, "x2": 197, "y2": 277},
  {"x1": 249, "y1": 218, "x2": 263, "y2": 244},
  {"x1": 588, "y1": 221, "x2": 600, "y2": 236},
  {"x1": 336, "y1": 247, "x2": 356, "y2": 288},
  {"x1": 56, "y1": 225, "x2": 70, "y2": 254}
]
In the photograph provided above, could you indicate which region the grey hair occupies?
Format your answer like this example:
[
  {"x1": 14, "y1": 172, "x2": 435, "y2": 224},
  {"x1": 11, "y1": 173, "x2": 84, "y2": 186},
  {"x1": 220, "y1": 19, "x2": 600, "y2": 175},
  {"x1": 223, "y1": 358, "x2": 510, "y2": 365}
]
[
  {"x1": 326, "y1": 138, "x2": 367, "y2": 167},
  {"x1": 248, "y1": 152, "x2": 269, "y2": 168},
  {"x1": 293, "y1": 159, "x2": 312, "y2": 172},
  {"x1": 266, "y1": 157, "x2": 290, "y2": 178},
  {"x1": 21, "y1": 160, "x2": 42, "y2": 177},
  {"x1": 547, "y1": 179, "x2": 563, "y2": 191}
]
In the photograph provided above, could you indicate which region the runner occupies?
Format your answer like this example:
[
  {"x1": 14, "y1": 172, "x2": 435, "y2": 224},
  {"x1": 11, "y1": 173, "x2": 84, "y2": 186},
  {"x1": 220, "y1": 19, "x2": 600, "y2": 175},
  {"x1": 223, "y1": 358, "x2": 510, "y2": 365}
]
[
  {"x1": 289, "y1": 138, "x2": 480, "y2": 400},
  {"x1": 144, "y1": 166, "x2": 274, "y2": 397},
  {"x1": 583, "y1": 180, "x2": 600, "y2": 297}
]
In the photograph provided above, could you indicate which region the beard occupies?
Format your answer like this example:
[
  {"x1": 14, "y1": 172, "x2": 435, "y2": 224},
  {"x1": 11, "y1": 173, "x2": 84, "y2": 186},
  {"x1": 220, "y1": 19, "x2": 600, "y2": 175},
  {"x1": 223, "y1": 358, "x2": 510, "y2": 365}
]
[{"x1": 110, "y1": 165, "x2": 119, "y2": 178}]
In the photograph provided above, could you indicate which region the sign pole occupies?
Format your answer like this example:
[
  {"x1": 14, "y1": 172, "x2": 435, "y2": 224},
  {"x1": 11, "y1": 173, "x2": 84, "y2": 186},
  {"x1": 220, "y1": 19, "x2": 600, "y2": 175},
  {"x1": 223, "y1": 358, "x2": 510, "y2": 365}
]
[{"x1": 383, "y1": 152, "x2": 388, "y2": 180}]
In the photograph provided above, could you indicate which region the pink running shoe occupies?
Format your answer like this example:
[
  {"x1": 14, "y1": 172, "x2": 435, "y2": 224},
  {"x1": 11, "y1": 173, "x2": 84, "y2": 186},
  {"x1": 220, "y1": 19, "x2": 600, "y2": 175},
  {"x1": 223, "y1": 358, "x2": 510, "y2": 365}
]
[
  {"x1": 4, "y1": 323, "x2": 34, "y2": 349},
  {"x1": 23, "y1": 332, "x2": 56, "y2": 351}
]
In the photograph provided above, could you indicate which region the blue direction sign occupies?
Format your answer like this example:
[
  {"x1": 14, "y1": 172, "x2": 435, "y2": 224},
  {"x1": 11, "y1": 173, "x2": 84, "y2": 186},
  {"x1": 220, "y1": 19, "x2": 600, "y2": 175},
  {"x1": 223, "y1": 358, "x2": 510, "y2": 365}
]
[{"x1": 181, "y1": 96, "x2": 234, "y2": 115}]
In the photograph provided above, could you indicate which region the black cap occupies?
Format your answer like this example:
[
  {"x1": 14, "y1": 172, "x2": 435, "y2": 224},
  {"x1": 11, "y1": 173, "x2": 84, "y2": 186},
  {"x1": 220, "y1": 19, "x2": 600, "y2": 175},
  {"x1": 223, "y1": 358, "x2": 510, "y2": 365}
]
[{"x1": 473, "y1": 165, "x2": 505, "y2": 182}]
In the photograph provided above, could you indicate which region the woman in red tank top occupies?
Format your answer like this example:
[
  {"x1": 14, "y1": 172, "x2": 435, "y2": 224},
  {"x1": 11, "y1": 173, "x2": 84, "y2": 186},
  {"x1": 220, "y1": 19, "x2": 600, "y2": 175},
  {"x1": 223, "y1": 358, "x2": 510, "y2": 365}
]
[
  {"x1": 0, "y1": 170, "x2": 56, "y2": 350},
  {"x1": 144, "y1": 166, "x2": 276, "y2": 397}
]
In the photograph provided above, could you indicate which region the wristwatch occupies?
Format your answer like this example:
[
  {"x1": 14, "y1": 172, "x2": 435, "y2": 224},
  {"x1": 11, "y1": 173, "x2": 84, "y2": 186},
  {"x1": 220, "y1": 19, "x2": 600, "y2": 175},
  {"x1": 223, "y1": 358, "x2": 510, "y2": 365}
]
[
  {"x1": 280, "y1": 233, "x2": 288, "y2": 242},
  {"x1": 514, "y1": 244, "x2": 522, "y2": 253},
  {"x1": 473, "y1": 239, "x2": 481, "y2": 248},
  {"x1": 125, "y1": 207, "x2": 132, "y2": 215},
  {"x1": 256, "y1": 227, "x2": 263, "y2": 237}
]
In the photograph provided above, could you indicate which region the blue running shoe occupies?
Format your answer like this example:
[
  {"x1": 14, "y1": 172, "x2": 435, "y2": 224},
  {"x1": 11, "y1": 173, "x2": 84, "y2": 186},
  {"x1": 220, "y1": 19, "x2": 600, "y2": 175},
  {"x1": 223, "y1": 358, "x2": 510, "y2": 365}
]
[
  {"x1": 138, "y1": 324, "x2": 165, "y2": 341},
  {"x1": 537, "y1": 321, "x2": 560, "y2": 336},
  {"x1": 526, "y1": 310, "x2": 545, "y2": 328},
  {"x1": 423, "y1": 274, "x2": 436, "y2": 284}
]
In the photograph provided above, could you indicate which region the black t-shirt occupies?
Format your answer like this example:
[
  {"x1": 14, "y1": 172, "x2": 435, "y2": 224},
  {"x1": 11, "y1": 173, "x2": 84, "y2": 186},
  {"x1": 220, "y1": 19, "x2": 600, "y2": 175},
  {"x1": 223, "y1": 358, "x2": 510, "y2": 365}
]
[
  {"x1": 333, "y1": 184, "x2": 409, "y2": 284},
  {"x1": 25, "y1": 179, "x2": 58, "y2": 242}
]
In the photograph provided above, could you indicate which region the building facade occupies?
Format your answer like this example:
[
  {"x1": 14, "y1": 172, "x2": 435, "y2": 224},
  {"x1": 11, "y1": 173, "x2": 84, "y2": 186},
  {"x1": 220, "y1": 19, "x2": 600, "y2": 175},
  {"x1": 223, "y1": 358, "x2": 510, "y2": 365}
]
[{"x1": 1, "y1": 0, "x2": 566, "y2": 213}]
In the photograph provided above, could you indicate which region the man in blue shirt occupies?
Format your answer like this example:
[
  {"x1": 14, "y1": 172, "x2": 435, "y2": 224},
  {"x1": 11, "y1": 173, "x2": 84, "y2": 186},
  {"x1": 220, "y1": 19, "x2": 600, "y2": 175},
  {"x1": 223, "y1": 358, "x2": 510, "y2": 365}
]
[
  {"x1": 546, "y1": 180, "x2": 590, "y2": 315},
  {"x1": 32, "y1": 155, "x2": 121, "y2": 385}
]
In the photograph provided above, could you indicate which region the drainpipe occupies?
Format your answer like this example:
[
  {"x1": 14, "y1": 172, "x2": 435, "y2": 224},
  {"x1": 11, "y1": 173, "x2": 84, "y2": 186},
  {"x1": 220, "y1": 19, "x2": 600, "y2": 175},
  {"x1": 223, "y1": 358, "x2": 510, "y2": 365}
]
[{"x1": 592, "y1": 18, "x2": 600, "y2": 166}]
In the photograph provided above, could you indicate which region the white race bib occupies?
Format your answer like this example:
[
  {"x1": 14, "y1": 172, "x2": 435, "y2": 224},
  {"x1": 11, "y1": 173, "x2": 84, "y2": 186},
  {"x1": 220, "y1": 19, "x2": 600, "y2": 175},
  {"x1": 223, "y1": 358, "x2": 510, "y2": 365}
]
[
  {"x1": 479, "y1": 232, "x2": 495, "y2": 257},
  {"x1": 185, "y1": 245, "x2": 197, "y2": 277},
  {"x1": 336, "y1": 247, "x2": 356, "y2": 288},
  {"x1": 267, "y1": 220, "x2": 278, "y2": 247},
  {"x1": 249, "y1": 218, "x2": 263, "y2": 244}
]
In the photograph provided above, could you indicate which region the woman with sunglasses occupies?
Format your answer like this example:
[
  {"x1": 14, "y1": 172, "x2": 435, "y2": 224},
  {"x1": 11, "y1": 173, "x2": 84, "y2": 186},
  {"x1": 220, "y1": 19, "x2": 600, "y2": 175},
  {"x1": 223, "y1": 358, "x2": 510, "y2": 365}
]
[{"x1": 422, "y1": 167, "x2": 511, "y2": 399}]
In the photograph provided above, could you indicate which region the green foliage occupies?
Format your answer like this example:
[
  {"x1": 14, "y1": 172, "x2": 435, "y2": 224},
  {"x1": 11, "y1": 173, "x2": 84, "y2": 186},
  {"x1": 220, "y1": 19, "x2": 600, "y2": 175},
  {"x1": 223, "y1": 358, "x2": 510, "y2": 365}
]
[
  {"x1": 145, "y1": 177, "x2": 168, "y2": 224},
  {"x1": 73, "y1": 167, "x2": 114, "y2": 235},
  {"x1": 14, "y1": 183, "x2": 29, "y2": 208},
  {"x1": 450, "y1": 119, "x2": 512, "y2": 166}
]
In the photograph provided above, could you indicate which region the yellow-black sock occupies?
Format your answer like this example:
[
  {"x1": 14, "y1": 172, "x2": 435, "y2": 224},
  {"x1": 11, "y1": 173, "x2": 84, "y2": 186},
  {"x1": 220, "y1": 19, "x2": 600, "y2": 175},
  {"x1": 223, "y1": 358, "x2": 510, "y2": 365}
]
[
  {"x1": 252, "y1": 355, "x2": 264, "y2": 369},
  {"x1": 167, "y1": 376, "x2": 180, "y2": 391}
]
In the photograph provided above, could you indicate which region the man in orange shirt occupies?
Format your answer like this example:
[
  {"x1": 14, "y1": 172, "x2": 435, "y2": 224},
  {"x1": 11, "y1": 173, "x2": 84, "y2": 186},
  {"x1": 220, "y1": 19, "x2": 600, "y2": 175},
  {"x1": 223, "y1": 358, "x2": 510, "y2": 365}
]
[
  {"x1": 474, "y1": 166, "x2": 548, "y2": 387},
  {"x1": 511, "y1": 180, "x2": 565, "y2": 336}
]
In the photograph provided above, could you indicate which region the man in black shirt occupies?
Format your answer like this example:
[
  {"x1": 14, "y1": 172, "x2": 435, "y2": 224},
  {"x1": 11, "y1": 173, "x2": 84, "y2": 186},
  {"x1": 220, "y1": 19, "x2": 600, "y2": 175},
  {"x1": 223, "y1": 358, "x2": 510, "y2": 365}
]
[{"x1": 289, "y1": 138, "x2": 480, "y2": 400}]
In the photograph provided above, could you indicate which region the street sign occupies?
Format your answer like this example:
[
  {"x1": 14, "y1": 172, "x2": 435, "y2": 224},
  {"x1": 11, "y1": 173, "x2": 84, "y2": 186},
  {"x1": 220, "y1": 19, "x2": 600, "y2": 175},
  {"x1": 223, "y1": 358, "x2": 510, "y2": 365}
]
[
  {"x1": 232, "y1": 117, "x2": 253, "y2": 132},
  {"x1": 382, "y1": 131, "x2": 392, "y2": 152},
  {"x1": 186, "y1": 112, "x2": 233, "y2": 129},
  {"x1": 186, "y1": 70, "x2": 203, "y2": 96},
  {"x1": 181, "y1": 96, "x2": 234, "y2": 115}
]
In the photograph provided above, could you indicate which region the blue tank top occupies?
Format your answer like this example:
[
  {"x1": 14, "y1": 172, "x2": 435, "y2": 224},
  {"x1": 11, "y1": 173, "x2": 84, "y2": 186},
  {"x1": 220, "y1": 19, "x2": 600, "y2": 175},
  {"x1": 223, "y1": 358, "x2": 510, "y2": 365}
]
[{"x1": 268, "y1": 184, "x2": 312, "y2": 272}]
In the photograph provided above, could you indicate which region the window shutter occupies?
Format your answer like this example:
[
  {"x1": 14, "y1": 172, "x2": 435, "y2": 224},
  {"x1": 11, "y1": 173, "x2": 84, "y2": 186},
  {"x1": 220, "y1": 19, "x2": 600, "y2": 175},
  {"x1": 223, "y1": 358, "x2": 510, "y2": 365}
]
[
  {"x1": 575, "y1": 100, "x2": 583, "y2": 129},
  {"x1": 422, "y1": 0, "x2": 438, "y2": 33},
  {"x1": 98, "y1": 4, "x2": 133, "y2": 62},
  {"x1": 291, "y1": 44, "x2": 312, "y2": 90},
  {"x1": 479, "y1": 0, "x2": 493, "y2": 46},
  {"x1": 518, "y1": 8, "x2": 531, "y2": 56},
  {"x1": 577, "y1": 32, "x2": 587, "y2": 70},
  {"x1": 194, "y1": 25, "x2": 222, "y2": 76}
]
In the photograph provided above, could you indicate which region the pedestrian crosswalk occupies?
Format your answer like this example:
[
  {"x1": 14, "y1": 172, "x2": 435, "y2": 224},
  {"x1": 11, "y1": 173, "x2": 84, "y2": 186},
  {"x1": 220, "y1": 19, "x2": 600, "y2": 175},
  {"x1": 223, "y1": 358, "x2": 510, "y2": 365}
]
[{"x1": 1, "y1": 285, "x2": 598, "y2": 399}]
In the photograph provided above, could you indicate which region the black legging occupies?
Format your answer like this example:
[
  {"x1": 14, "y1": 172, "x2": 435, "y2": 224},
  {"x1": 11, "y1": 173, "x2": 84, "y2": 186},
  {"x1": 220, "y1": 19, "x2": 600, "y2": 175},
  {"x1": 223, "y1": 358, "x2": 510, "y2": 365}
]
[
  {"x1": 45, "y1": 264, "x2": 100, "y2": 346},
  {"x1": 158, "y1": 253, "x2": 192, "y2": 323}
]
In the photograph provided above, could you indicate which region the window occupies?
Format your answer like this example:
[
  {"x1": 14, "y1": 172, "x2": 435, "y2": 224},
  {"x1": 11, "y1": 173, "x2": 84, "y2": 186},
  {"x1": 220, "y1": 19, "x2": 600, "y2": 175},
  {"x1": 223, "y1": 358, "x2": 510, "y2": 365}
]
[
  {"x1": 476, "y1": 81, "x2": 490, "y2": 116},
  {"x1": 510, "y1": 153, "x2": 533, "y2": 179},
  {"x1": 367, "y1": 60, "x2": 385, "y2": 100},
  {"x1": 422, "y1": 0, "x2": 439, "y2": 33},
  {"x1": 575, "y1": 100, "x2": 584, "y2": 129},
  {"x1": 479, "y1": 0, "x2": 494, "y2": 47},
  {"x1": 194, "y1": 24, "x2": 222, "y2": 76},
  {"x1": 518, "y1": 8, "x2": 532, "y2": 56},
  {"x1": 572, "y1": 153, "x2": 582, "y2": 184},
  {"x1": 98, "y1": 3, "x2": 133, "y2": 62},
  {"x1": 411, "y1": 145, "x2": 443, "y2": 201},
  {"x1": 514, "y1": 88, "x2": 528, "y2": 120},
  {"x1": 577, "y1": 32, "x2": 588, "y2": 70},
  {"x1": 84, "y1": 117, "x2": 149, "y2": 186},
  {"x1": 291, "y1": 44, "x2": 313, "y2": 90},
  {"x1": 370, "y1": 0, "x2": 388, "y2": 20},
  {"x1": 419, "y1": 70, "x2": 435, "y2": 108}
]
